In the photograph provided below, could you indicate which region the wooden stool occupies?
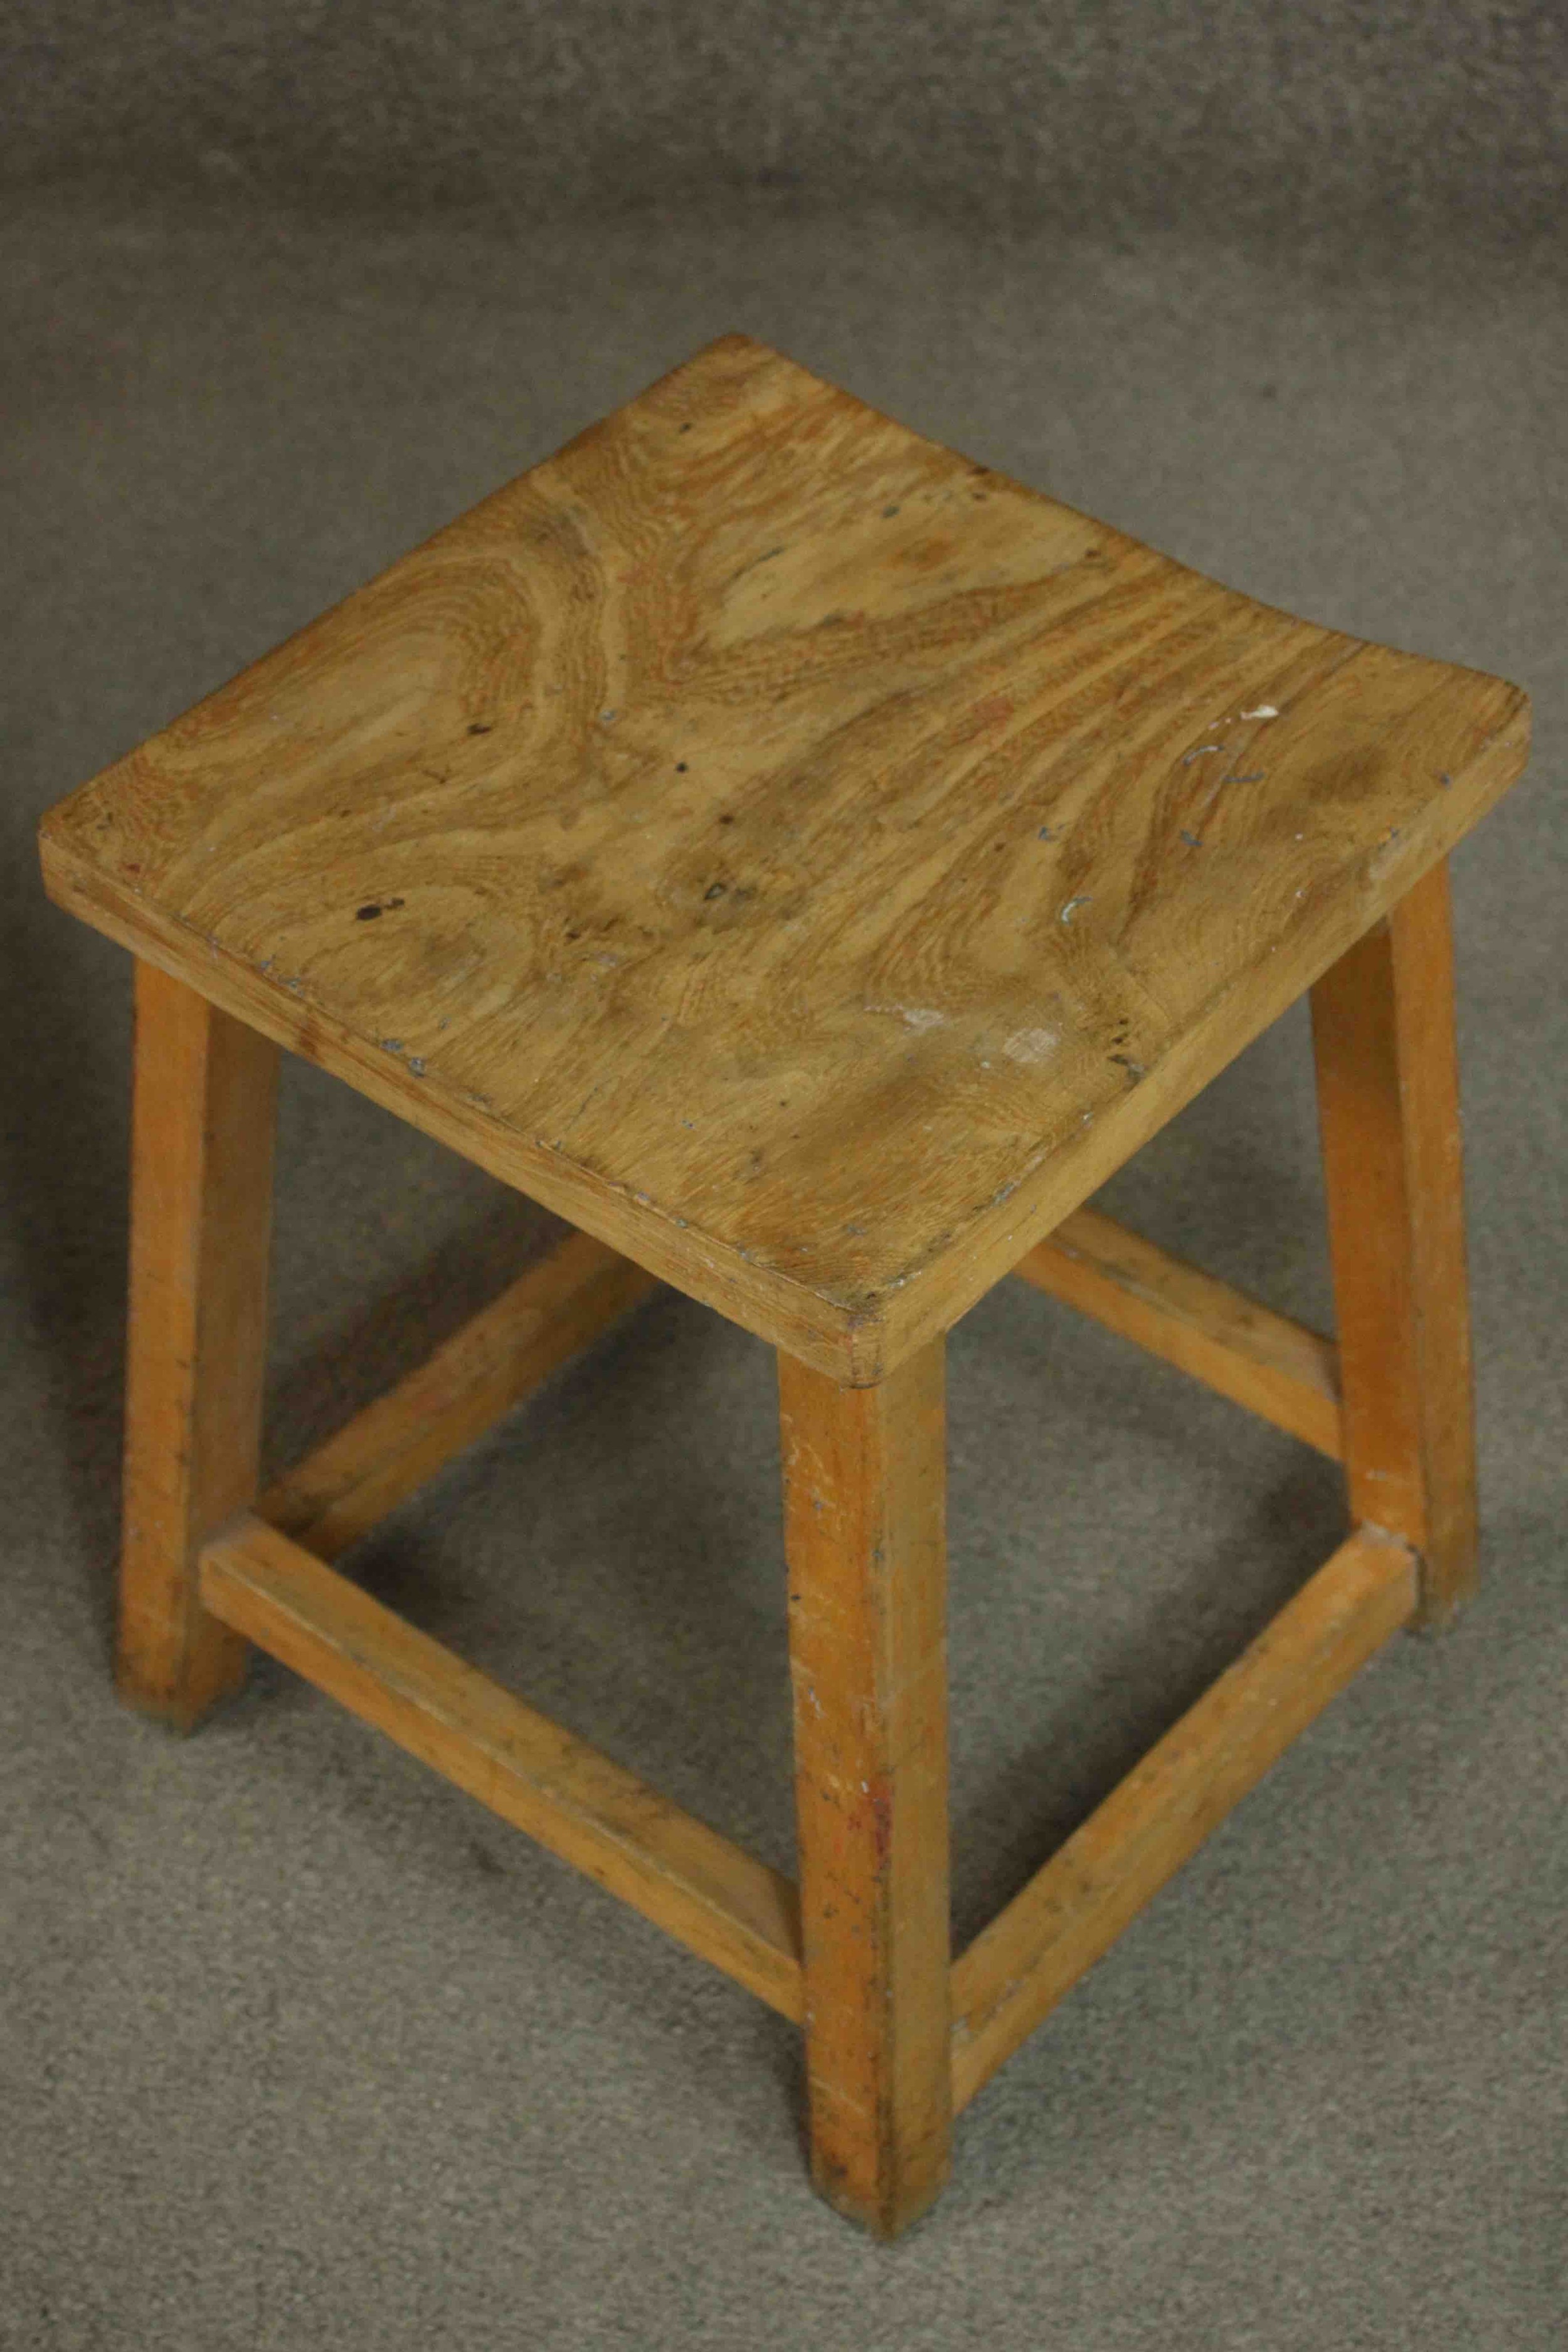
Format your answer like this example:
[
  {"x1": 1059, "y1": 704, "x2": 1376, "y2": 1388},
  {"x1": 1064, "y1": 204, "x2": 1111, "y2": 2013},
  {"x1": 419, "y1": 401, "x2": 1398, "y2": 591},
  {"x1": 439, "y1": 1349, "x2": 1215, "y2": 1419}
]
[{"x1": 40, "y1": 334, "x2": 1530, "y2": 2239}]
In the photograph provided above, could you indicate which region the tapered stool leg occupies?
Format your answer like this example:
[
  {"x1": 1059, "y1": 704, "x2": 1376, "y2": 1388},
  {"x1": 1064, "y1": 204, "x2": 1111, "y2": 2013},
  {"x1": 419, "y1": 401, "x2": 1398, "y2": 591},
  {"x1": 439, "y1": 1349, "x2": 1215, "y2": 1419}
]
[
  {"x1": 1311, "y1": 859, "x2": 1478, "y2": 1628},
  {"x1": 118, "y1": 961, "x2": 278, "y2": 1729},
  {"x1": 778, "y1": 1337, "x2": 951, "y2": 2238}
]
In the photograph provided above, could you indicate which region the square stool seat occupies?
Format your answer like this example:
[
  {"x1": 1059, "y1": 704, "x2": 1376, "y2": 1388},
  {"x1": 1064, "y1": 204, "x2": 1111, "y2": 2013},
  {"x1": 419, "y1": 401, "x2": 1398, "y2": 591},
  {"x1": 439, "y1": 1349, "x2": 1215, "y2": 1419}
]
[
  {"x1": 38, "y1": 333, "x2": 1532, "y2": 2240},
  {"x1": 40, "y1": 332, "x2": 1525, "y2": 1383}
]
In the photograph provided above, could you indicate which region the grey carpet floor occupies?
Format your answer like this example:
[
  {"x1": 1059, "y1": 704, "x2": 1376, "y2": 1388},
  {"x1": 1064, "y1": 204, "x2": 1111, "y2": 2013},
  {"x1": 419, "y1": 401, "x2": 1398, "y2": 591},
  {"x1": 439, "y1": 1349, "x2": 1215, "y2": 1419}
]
[{"x1": 2, "y1": 198, "x2": 1564, "y2": 2348}]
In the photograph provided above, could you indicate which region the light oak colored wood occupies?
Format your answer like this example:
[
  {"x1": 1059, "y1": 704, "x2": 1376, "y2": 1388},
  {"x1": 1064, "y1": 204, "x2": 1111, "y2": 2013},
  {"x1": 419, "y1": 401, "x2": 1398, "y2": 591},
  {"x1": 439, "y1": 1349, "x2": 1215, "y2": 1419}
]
[
  {"x1": 1015, "y1": 1205, "x2": 1342, "y2": 1458},
  {"x1": 39, "y1": 334, "x2": 1530, "y2": 1385},
  {"x1": 779, "y1": 1339, "x2": 951, "y2": 2239},
  {"x1": 43, "y1": 331, "x2": 1532, "y2": 2243},
  {"x1": 1311, "y1": 861, "x2": 1478, "y2": 1626},
  {"x1": 119, "y1": 961, "x2": 278, "y2": 1729},
  {"x1": 260, "y1": 1228, "x2": 657, "y2": 1560},
  {"x1": 950, "y1": 1528, "x2": 1417, "y2": 2112},
  {"x1": 200, "y1": 1513, "x2": 804, "y2": 2020}
]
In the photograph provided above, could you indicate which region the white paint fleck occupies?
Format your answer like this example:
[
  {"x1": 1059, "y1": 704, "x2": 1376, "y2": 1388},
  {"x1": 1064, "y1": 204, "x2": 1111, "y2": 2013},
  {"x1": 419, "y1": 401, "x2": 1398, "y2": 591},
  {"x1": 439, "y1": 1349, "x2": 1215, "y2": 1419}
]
[
  {"x1": 1241, "y1": 704, "x2": 1279, "y2": 720},
  {"x1": 870, "y1": 1004, "x2": 946, "y2": 1031},
  {"x1": 1002, "y1": 1025, "x2": 1059, "y2": 1066},
  {"x1": 1059, "y1": 896, "x2": 1093, "y2": 924}
]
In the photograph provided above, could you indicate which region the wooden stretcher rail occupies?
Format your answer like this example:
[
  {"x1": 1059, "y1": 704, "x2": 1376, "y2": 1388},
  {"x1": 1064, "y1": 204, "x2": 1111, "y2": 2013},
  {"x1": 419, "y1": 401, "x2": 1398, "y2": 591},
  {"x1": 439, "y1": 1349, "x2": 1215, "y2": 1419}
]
[
  {"x1": 948, "y1": 1528, "x2": 1417, "y2": 2111},
  {"x1": 260, "y1": 1228, "x2": 658, "y2": 1562},
  {"x1": 1014, "y1": 1206, "x2": 1343, "y2": 1459},
  {"x1": 201, "y1": 1514, "x2": 805, "y2": 2023}
]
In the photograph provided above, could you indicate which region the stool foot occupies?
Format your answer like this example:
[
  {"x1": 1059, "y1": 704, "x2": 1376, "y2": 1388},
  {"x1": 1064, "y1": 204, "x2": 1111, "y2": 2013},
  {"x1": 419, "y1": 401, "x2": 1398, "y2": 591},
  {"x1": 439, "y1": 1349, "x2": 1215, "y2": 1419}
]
[
  {"x1": 778, "y1": 1338, "x2": 952, "y2": 2238},
  {"x1": 117, "y1": 962, "x2": 278, "y2": 1730},
  {"x1": 1311, "y1": 860, "x2": 1478, "y2": 1631}
]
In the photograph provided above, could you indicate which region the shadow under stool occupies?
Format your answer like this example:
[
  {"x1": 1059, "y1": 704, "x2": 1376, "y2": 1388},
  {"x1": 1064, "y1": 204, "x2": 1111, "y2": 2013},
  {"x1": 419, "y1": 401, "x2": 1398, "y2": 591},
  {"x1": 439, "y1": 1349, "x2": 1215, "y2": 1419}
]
[{"x1": 38, "y1": 332, "x2": 1531, "y2": 2238}]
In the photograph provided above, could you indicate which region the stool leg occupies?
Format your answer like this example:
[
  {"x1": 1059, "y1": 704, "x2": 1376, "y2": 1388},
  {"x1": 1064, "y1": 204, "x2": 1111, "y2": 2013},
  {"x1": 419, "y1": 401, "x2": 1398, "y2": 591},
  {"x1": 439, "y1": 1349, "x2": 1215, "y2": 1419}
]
[
  {"x1": 778, "y1": 1337, "x2": 951, "y2": 2238},
  {"x1": 119, "y1": 961, "x2": 278, "y2": 1729},
  {"x1": 1310, "y1": 860, "x2": 1478, "y2": 1629}
]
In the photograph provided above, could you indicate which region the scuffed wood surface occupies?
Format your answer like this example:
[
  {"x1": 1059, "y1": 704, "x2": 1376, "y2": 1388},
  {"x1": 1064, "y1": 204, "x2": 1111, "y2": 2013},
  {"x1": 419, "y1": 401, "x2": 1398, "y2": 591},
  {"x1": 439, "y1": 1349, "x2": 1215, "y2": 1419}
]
[
  {"x1": 780, "y1": 1339, "x2": 952, "y2": 2238},
  {"x1": 41, "y1": 334, "x2": 1529, "y2": 1381}
]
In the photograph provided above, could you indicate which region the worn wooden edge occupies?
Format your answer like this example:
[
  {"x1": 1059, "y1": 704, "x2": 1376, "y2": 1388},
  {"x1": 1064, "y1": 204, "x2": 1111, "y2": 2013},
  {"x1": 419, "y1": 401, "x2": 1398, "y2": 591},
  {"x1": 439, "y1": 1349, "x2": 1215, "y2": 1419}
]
[
  {"x1": 259, "y1": 1227, "x2": 657, "y2": 1562},
  {"x1": 200, "y1": 1513, "x2": 805, "y2": 2021},
  {"x1": 949, "y1": 1528, "x2": 1419, "y2": 2112},
  {"x1": 1014, "y1": 1205, "x2": 1343, "y2": 1459}
]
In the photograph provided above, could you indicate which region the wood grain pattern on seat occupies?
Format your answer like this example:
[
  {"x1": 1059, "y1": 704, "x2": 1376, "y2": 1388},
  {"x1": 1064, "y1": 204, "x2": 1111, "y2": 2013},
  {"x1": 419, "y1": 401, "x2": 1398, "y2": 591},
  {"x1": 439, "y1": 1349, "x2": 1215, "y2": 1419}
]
[{"x1": 40, "y1": 334, "x2": 1530, "y2": 1381}]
